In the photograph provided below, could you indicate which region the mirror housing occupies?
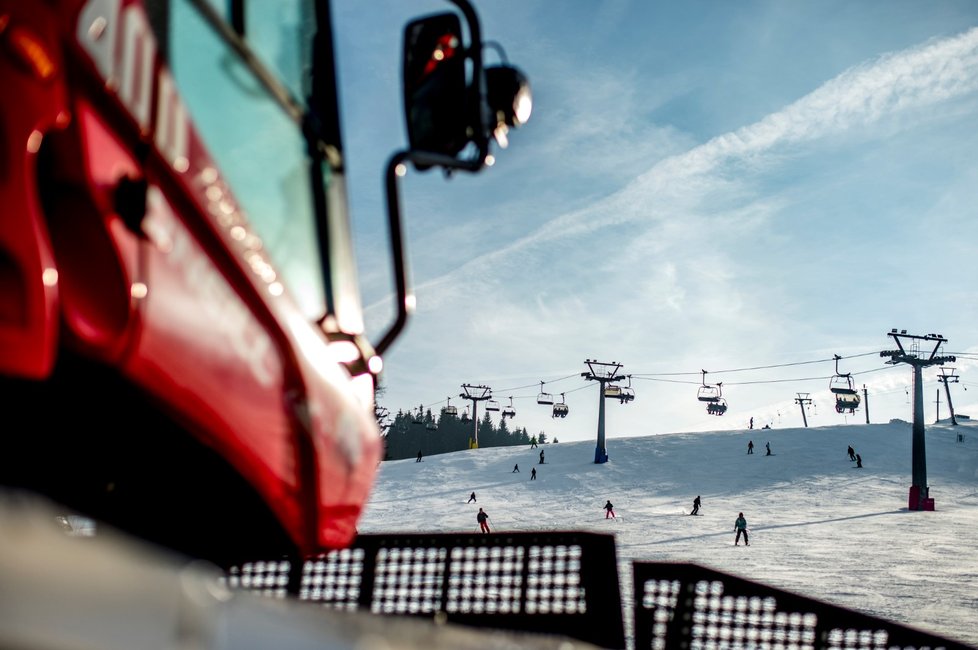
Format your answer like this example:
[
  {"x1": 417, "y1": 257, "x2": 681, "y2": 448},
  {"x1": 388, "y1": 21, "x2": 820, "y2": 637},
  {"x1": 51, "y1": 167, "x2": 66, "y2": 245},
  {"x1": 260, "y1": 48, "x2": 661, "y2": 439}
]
[{"x1": 402, "y1": 13, "x2": 469, "y2": 164}]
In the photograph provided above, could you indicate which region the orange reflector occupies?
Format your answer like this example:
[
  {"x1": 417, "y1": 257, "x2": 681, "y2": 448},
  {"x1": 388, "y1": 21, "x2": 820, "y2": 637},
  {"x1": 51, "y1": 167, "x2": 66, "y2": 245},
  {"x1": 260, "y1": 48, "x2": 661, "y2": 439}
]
[{"x1": 6, "y1": 25, "x2": 57, "y2": 81}]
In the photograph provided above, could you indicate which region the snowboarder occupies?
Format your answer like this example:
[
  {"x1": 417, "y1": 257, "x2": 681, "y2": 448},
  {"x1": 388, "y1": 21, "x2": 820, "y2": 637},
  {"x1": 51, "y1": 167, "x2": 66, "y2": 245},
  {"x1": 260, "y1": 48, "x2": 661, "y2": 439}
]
[
  {"x1": 604, "y1": 500, "x2": 616, "y2": 519},
  {"x1": 856, "y1": 454, "x2": 863, "y2": 468},
  {"x1": 539, "y1": 449, "x2": 545, "y2": 464},
  {"x1": 530, "y1": 467, "x2": 537, "y2": 480},
  {"x1": 747, "y1": 440, "x2": 754, "y2": 455},
  {"x1": 416, "y1": 449, "x2": 423, "y2": 462},
  {"x1": 477, "y1": 508, "x2": 490, "y2": 534},
  {"x1": 734, "y1": 512, "x2": 749, "y2": 546},
  {"x1": 749, "y1": 417, "x2": 754, "y2": 429},
  {"x1": 765, "y1": 442, "x2": 772, "y2": 456},
  {"x1": 467, "y1": 491, "x2": 477, "y2": 503},
  {"x1": 513, "y1": 463, "x2": 520, "y2": 473},
  {"x1": 530, "y1": 436, "x2": 538, "y2": 449},
  {"x1": 691, "y1": 495, "x2": 701, "y2": 515},
  {"x1": 848, "y1": 445, "x2": 856, "y2": 462}
]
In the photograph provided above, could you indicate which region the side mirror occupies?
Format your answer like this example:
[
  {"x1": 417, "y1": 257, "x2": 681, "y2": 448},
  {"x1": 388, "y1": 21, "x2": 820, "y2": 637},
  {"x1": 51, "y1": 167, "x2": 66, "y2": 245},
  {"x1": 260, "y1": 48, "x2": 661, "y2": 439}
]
[{"x1": 403, "y1": 13, "x2": 470, "y2": 162}]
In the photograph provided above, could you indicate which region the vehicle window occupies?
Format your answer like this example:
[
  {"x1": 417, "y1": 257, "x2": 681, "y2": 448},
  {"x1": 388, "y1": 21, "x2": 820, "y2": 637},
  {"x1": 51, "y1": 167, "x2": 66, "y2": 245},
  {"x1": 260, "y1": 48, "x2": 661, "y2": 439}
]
[
  {"x1": 168, "y1": 0, "x2": 325, "y2": 320},
  {"x1": 245, "y1": 1, "x2": 313, "y2": 102}
]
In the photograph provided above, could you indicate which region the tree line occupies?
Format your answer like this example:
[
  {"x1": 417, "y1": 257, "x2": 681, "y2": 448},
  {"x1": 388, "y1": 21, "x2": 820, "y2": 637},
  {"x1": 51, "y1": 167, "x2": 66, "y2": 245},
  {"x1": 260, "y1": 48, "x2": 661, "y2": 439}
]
[{"x1": 381, "y1": 407, "x2": 533, "y2": 460}]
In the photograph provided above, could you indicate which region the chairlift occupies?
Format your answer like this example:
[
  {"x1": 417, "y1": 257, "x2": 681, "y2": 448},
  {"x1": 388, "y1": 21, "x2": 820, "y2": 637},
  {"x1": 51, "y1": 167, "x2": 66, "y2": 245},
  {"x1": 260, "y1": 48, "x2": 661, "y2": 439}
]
[
  {"x1": 412, "y1": 404, "x2": 424, "y2": 425},
  {"x1": 502, "y1": 396, "x2": 516, "y2": 419},
  {"x1": 552, "y1": 393, "x2": 569, "y2": 418},
  {"x1": 536, "y1": 381, "x2": 554, "y2": 405},
  {"x1": 486, "y1": 399, "x2": 500, "y2": 412},
  {"x1": 426, "y1": 419, "x2": 437, "y2": 431},
  {"x1": 704, "y1": 383, "x2": 727, "y2": 416},
  {"x1": 460, "y1": 407, "x2": 470, "y2": 423},
  {"x1": 604, "y1": 385, "x2": 622, "y2": 399},
  {"x1": 830, "y1": 354, "x2": 861, "y2": 414},
  {"x1": 620, "y1": 375, "x2": 635, "y2": 404},
  {"x1": 441, "y1": 396, "x2": 457, "y2": 417},
  {"x1": 697, "y1": 370, "x2": 720, "y2": 402}
]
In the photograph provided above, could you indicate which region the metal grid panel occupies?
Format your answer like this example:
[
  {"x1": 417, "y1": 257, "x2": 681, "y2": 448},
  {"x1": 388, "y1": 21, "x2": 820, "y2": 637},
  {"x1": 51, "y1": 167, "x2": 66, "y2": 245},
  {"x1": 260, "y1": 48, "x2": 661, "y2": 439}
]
[
  {"x1": 223, "y1": 560, "x2": 291, "y2": 598},
  {"x1": 689, "y1": 579, "x2": 817, "y2": 649},
  {"x1": 372, "y1": 546, "x2": 447, "y2": 614},
  {"x1": 300, "y1": 548, "x2": 364, "y2": 610},
  {"x1": 446, "y1": 545, "x2": 524, "y2": 614},
  {"x1": 226, "y1": 532, "x2": 626, "y2": 649},
  {"x1": 525, "y1": 544, "x2": 586, "y2": 614},
  {"x1": 641, "y1": 578, "x2": 681, "y2": 650},
  {"x1": 633, "y1": 562, "x2": 972, "y2": 650}
]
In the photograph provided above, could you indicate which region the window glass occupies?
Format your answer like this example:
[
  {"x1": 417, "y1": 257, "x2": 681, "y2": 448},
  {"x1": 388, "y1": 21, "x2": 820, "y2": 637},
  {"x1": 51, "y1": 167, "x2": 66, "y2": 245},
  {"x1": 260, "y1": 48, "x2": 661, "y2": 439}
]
[{"x1": 168, "y1": 0, "x2": 325, "y2": 319}]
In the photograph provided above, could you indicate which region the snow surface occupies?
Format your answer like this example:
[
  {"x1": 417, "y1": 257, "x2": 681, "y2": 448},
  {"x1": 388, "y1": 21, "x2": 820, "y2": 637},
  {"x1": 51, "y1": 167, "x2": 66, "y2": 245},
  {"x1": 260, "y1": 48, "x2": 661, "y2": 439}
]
[{"x1": 359, "y1": 418, "x2": 978, "y2": 647}]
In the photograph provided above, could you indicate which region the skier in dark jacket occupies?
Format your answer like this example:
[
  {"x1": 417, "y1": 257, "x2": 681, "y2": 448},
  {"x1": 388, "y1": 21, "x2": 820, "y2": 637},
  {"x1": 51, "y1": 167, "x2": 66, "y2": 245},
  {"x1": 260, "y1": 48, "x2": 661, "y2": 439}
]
[
  {"x1": 855, "y1": 454, "x2": 863, "y2": 468},
  {"x1": 848, "y1": 445, "x2": 856, "y2": 461},
  {"x1": 691, "y1": 495, "x2": 701, "y2": 515},
  {"x1": 604, "y1": 500, "x2": 616, "y2": 519},
  {"x1": 530, "y1": 467, "x2": 537, "y2": 480},
  {"x1": 513, "y1": 463, "x2": 520, "y2": 473},
  {"x1": 734, "y1": 513, "x2": 749, "y2": 546},
  {"x1": 747, "y1": 440, "x2": 754, "y2": 454},
  {"x1": 467, "y1": 491, "x2": 477, "y2": 503},
  {"x1": 539, "y1": 449, "x2": 545, "y2": 464},
  {"x1": 477, "y1": 508, "x2": 490, "y2": 534}
]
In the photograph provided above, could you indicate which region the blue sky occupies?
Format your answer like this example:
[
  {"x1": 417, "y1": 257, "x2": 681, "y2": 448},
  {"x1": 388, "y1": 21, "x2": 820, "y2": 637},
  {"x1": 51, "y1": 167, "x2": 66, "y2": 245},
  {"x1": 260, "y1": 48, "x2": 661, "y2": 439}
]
[{"x1": 331, "y1": 1, "x2": 978, "y2": 442}]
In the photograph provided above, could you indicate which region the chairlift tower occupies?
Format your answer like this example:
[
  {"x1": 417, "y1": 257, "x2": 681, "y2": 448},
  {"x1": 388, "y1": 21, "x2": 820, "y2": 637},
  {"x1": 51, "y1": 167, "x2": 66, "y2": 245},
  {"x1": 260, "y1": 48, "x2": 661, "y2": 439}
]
[
  {"x1": 582, "y1": 359, "x2": 625, "y2": 464},
  {"x1": 459, "y1": 384, "x2": 492, "y2": 449},
  {"x1": 794, "y1": 393, "x2": 812, "y2": 428},
  {"x1": 937, "y1": 368, "x2": 960, "y2": 426},
  {"x1": 880, "y1": 330, "x2": 955, "y2": 511}
]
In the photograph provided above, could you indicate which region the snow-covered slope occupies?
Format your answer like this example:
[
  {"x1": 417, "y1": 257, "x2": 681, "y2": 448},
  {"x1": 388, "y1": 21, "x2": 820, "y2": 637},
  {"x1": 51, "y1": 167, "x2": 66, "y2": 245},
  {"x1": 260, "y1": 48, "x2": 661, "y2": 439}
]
[{"x1": 360, "y1": 419, "x2": 978, "y2": 646}]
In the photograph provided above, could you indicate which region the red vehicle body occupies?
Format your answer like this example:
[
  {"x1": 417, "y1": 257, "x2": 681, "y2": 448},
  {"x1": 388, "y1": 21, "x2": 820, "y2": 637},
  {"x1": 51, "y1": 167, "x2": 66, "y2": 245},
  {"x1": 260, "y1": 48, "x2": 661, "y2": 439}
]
[{"x1": 0, "y1": 0, "x2": 528, "y2": 568}]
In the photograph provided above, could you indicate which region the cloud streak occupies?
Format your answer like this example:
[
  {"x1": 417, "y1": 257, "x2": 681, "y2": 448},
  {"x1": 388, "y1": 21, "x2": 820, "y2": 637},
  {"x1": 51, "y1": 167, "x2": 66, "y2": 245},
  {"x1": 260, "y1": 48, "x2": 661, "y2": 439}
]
[{"x1": 369, "y1": 25, "x2": 978, "y2": 313}]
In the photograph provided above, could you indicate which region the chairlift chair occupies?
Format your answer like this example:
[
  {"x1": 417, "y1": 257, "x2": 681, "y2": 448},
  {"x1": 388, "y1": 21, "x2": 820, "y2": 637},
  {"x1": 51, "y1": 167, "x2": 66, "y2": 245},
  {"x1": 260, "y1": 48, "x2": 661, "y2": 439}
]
[
  {"x1": 536, "y1": 381, "x2": 554, "y2": 405},
  {"x1": 486, "y1": 399, "x2": 500, "y2": 412},
  {"x1": 412, "y1": 404, "x2": 424, "y2": 425},
  {"x1": 441, "y1": 396, "x2": 457, "y2": 417},
  {"x1": 830, "y1": 355, "x2": 860, "y2": 413},
  {"x1": 552, "y1": 393, "x2": 569, "y2": 418},
  {"x1": 502, "y1": 397, "x2": 516, "y2": 419},
  {"x1": 698, "y1": 370, "x2": 720, "y2": 402},
  {"x1": 460, "y1": 407, "x2": 470, "y2": 423},
  {"x1": 604, "y1": 385, "x2": 622, "y2": 399},
  {"x1": 620, "y1": 375, "x2": 635, "y2": 403}
]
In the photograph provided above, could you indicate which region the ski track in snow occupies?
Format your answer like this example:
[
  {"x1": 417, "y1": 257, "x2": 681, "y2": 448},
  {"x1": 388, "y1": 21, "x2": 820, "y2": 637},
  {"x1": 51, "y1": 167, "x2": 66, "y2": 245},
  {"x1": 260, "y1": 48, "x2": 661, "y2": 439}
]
[{"x1": 360, "y1": 420, "x2": 978, "y2": 647}]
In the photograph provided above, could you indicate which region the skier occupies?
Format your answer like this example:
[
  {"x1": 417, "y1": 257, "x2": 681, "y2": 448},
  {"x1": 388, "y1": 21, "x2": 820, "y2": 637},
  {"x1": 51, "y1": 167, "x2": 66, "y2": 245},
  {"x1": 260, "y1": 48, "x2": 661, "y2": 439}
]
[
  {"x1": 690, "y1": 495, "x2": 701, "y2": 516},
  {"x1": 747, "y1": 440, "x2": 754, "y2": 455},
  {"x1": 539, "y1": 449, "x2": 545, "y2": 464},
  {"x1": 416, "y1": 449, "x2": 423, "y2": 462},
  {"x1": 848, "y1": 445, "x2": 856, "y2": 461},
  {"x1": 530, "y1": 436, "x2": 538, "y2": 449},
  {"x1": 477, "y1": 508, "x2": 490, "y2": 534},
  {"x1": 530, "y1": 467, "x2": 537, "y2": 480},
  {"x1": 604, "y1": 500, "x2": 616, "y2": 519},
  {"x1": 765, "y1": 442, "x2": 772, "y2": 456},
  {"x1": 513, "y1": 463, "x2": 520, "y2": 473},
  {"x1": 467, "y1": 491, "x2": 477, "y2": 503},
  {"x1": 734, "y1": 512, "x2": 749, "y2": 546},
  {"x1": 749, "y1": 417, "x2": 754, "y2": 429},
  {"x1": 856, "y1": 454, "x2": 863, "y2": 468}
]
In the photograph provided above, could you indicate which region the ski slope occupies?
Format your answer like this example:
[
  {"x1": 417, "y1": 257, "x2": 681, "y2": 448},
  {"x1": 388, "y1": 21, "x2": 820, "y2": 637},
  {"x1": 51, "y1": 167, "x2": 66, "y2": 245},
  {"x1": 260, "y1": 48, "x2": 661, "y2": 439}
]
[{"x1": 360, "y1": 419, "x2": 978, "y2": 647}]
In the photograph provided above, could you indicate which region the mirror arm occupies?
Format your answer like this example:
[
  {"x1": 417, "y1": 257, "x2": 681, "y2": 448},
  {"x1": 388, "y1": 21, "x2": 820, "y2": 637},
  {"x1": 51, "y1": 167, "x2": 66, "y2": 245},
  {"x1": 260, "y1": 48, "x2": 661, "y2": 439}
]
[{"x1": 374, "y1": 148, "x2": 489, "y2": 356}]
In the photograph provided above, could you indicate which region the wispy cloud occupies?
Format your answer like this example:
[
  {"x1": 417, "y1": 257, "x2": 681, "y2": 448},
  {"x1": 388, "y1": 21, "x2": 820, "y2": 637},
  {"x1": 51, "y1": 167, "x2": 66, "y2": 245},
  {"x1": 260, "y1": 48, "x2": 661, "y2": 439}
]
[{"x1": 369, "y1": 25, "x2": 978, "y2": 313}]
